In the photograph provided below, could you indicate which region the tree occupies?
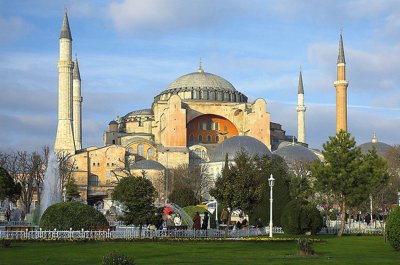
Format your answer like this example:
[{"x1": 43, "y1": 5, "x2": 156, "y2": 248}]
[
  {"x1": 311, "y1": 131, "x2": 388, "y2": 236},
  {"x1": 0, "y1": 167, "x2": 21, "y2": 202},
  {"x1": 251, "y1": 154, "x2": 291, "y2": 226},
  {"x1": 112, "y1": 175, "x2": 157, "y2": 228},
  {"x1": 169, "y1": 187, "x2": 199, "y2": 207},
  {"x1": 210, "y1": 150, "x2": 263, "y2": 224},
  {"x1": 65, "y1": 178, "x2": 80, "y2": 201}
]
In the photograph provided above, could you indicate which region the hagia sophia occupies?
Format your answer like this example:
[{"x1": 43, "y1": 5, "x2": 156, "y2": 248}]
[{"x1": 54, "y1": 12, "x2": 393, "y2": 207}]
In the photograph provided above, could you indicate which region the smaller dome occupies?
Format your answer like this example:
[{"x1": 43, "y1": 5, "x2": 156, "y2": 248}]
[
  {"x1": 273, "y1": 144, "x2": 319, "y2": 163},
  {"x1": 359, "y1": 142, "x2": 392, "y2": 157},
  {"x1": 131, "y1": 160, "x2": 165, "y2": 171},
  {"x1": 124, "y1": 108, "x2": 153, "y2": 118},
  {"x1": 209, "y1": 136, "x2": 271, "y2": 162},
  {"x1": 109, "y1": 120, "x2": 118, "y2": 125}
]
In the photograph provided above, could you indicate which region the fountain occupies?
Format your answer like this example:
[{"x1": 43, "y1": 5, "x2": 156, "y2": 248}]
[{"x1": 40, "y1": 152, "x2": 62, "y2": 217}]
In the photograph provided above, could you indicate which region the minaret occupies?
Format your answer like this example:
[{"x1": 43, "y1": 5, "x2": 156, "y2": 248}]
[
  {"x1": 73, "y1": 54, "x2": 82, "y2": 150},
  {"x1": 371, "y1": 131, "x2": 378, "y2": 144},
  {"x1": 296, "y1": 67, "x2": 306, "y2": 143},
  {"x1": 334, "y1": 31, "x2": 349, "y2": 133},
  {"x1": 54, "y1": 11, "x2": 75, "y2": 154}
]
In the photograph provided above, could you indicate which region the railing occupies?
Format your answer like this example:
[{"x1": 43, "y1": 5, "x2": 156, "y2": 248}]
[{"x1": 0, "y1": 227, "x2": 283, "y2": 240}]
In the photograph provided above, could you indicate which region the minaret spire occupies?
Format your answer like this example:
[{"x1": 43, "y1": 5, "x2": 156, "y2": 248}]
[
  {"x1": 334, "y1": 30, "x2": 349, "y2": 133},
  {"x1": 296, "y1": 66, "x2": 306, "y2": 143},
  {"x1": 55, "y1": 10, "x2": 75, "y2": 154},
  {"x1": 73, "y1": 54, "x2": 83, "y2": 150}
]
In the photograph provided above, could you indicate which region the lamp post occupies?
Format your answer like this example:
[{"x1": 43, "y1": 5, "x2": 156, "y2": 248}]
[
  {"x1": 268, "y1": 174, "x2": 275, "y2": 238},
  {"x1": 165, "y1": 149, "x2": 170, "y2": 204}
]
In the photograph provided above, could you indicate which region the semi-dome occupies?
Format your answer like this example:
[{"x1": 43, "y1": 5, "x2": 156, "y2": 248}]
[
  {"x1": 131, "y1": 159, "x2": 166, "y2": 171},
  {"x1": 273, "y1": 144, "x2": 319, "y2": 163},
  {"x1": 154, "y1": 67, "x2": 248, "y2": 103},
  {"x1": 209, "y1": 136, "x2": 271, "y2": 162}
]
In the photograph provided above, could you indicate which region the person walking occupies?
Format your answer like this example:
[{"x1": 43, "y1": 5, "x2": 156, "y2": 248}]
[
  {"x1": 202, "y1": 212, "x2": 209, "y2": 230},
  {"x1": 192, "y1": 212, "x2": 201, "y2": 230},
  {"x1": 220, "y1": 208, "x2": 229, "y2": 225}
]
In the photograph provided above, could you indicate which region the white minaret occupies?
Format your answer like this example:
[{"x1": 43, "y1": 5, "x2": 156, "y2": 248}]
[
  {"x1": 73, "y1": 55, "x2": 82, "y2": 150},
  {"x1": 54, "y1": 11, "x2": 75, "y2": 154},
  {"x1": 296, "y1": 67, "x2": 306, "y2": 143}
]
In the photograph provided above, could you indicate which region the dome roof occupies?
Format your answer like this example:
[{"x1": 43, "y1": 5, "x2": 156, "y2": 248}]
[
  {"x1": 359, "y1": 142, "x2": 392, "y2": 157},
  {"x1": 108, "y1": 120, "x2": 118, "y2": 125},
  {"x1": 154, "y1": 68, "x2": 248, "y2": 103},
  {"x1": 209, "y1": 136, "x2": 272, "y2": 162},
  {"x1": 273, "y1": 144, "x2": 319, "y2": 163},
  {"x1": 167, "y1": 71, "x2": 237, "y2": 92},
  {"x1": 131, "y1": 159, "x2": 165, "y2": 171},
  {"x1": 124, "y1": 108, "x2": 153, "y2": 118}
]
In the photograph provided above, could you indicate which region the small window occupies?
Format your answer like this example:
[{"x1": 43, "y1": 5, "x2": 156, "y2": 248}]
[
  {"x1": 206, "y1": 119, "x2": 212, "y2": 130},
  {"x1": 198, "y1": 122, "x2": 202, "y2": 130},
  {"x1": 97, "y1": 163, "x2": 100, "y2": 166},
  {"x1": 107, "y1": 163, "x2": 109, "y2": 166},
  {"x1": 138, "y1": 119, "x2": 143, "y2": 127},
  {"x1": 147, "y1": 148, "x2": 153, "y2": 158},
  {"x1": 138, "y1": 144, "x2": 144, "y2": 156},
  {"x1": 189, "y1": 123, "x2": 194, "y2": 131},
  {"x1": 92, "y1": 162, "x2": 96, "y2": 166},
  {"x1": 128, "y1": 147, "x2": 133, "y2": 154},
  {"x1": 216, "y1": 135, "x2": 219, "y2": 142},
  {"x1": 215, "y1": 122, "x2": 219, "y2": 131},
  {"x1": 207, "y1": 135, "x2": 211, "y2": 142},
  {"x1": 112, "y1": 140, "x2": 115, "y2": 144},
  {"x1": 198, "y1": 135, "x2": 203, "y2": 142},
  {"x1": 89, "y1": 175, "x2": 99, "y2": 186}
]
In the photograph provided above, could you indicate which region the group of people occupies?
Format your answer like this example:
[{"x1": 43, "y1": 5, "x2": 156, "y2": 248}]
[
  {"x1": 192, "y1": 211, "x2": 209, "y2": 230},
  {"x1": 164, "y1": 211, "x2": 183, "y2": 228},
  {"x1": 3, "y1": 208, "x2": 25, "y2": 222}
]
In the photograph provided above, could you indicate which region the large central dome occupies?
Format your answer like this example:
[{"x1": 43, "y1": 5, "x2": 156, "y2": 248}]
[{"x1": 154, "y1": 66, "x2": 247, "y2": 103}]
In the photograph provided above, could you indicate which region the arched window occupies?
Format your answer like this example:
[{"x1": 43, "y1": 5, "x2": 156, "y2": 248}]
[
  {"x1": 215, "y1": 135, "x2": 219, "y2": 142},
  {"x1": 198, "y1": 135, "x2": 203, "y2": 142},
  {"x1": 137, "y1": 144, "x2": 144, "y2": 156},
  {"x1": 207, "y1": 135, "x2": 211, "y2": 142},
  {"x1": 147, "y1": 148, "x2": 153, "y2": 158},
  {"x1": 206, "y1": 119, "x2": 212, "y2": 130},
  {"x1": 214, "y1": 122, "x2": 219, "y2": 131},
  {"x1": 128, "y1": 147, "x2": 133, "y2": 154},
  {"x1": 89, "y1": 175, "x2": 99, "y2": 186}
]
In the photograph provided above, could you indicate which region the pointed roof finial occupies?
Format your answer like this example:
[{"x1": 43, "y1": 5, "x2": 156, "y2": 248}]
[
  {"x1": 337, "y1": 29, "x2": 345, "y2": 64},
  {"x1": 197, "y1": 58, "x2": 204, "y2": 73},
  {"x1": 298, "y1": 65, "x2": 304, "y2": 94},
  {"x1": 60, "y1": 9, "x2": 72, "y2": 40},
  {"x1": 372, "y1": 131, "x2": 378, "y2": 144},
  {"x1": 73, "y1": 54, "x2": 81, "y2": 80}
]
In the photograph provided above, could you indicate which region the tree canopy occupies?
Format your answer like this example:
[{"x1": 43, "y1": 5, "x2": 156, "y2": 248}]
[
  {"x1": 112, "y1": 175, "x2": 157, "y2": 226},
  {"x1": 0, "y1": 167, "x2": 21, "y2": 202}
]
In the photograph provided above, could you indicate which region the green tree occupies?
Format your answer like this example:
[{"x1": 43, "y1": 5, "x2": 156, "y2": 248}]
[
  {"x1": 251, "y1": 155, "x2": 291, "y2": 226},
  {"x1": 65, "y1": 178, "x2": 80, "y2": 201},
  {"x1": 112, "y1": 175, "x2": 157, "y2": 229},
  {"x1": 311, "y1": 131, "x2": 388, "y2": 236},
  {"x1": 0, "y1": 167, "x2": 21, "y2": 202},
  {"x1": 169, "y1": 187, "x2": 199, "y2": 207},
  {"x1": 210, "y1": 150, "x2": 263, "y2": 224}
]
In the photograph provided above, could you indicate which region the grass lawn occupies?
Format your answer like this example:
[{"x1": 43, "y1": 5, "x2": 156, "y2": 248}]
[{"x1": 0, "y1": 236, "x2": 398, "y2": 265}]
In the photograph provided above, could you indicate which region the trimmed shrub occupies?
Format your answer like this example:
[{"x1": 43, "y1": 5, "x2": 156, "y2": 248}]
[
  {"x1": 281, "y1": 200, "x2": 322, "y2": 235},
  {"x1": 183, "y1": 206, "x2": 210, "y2": 218},
  {"x1": 386, "y1": 207, "x2": 400, "y2": 251},
  {"x1": 40, "y1": 202, "x2": 109, "y2": 230},
  {"x1": 297, "y1": 238, "x2": 314, "y2": 256},
  {"x1": 102, "y1": 252, "x2": 135, "y2": 265}
]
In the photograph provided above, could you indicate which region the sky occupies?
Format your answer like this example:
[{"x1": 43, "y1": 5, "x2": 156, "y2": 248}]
[{"x1": 0, "y1": 0, "x2": 399, "y2": 153}]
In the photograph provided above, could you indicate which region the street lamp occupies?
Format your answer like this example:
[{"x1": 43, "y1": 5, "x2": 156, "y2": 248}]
[
  {"x1": 268, "y1": 174, "x2": 275, "y2": 238},
  {"x1": 165, "y1": 148, "x2": 170, "y2": 204}
]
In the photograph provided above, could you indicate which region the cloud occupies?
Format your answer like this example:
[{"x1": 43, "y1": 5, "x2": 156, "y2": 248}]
[{"x1": 0, "y1": 16, "x2": 30, "y2": 42}]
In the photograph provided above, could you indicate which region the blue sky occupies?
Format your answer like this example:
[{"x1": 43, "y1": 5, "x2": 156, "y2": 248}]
[{"x1": 0, "y1": 0, "x2": 399, "y2": 152}]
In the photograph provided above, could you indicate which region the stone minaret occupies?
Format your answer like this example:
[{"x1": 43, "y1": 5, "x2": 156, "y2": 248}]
[
  {"x1": 73, "y1": 55, "x2": 82, "y2": 150},
  {"x1": 334, "y1": 31, "x2": 349, "y2": 133},
  {"x1": 54, "y1": 11, "x2": 75, "y2": 154},
  {"x1": 296, "y1": 67, "x2": 306, "y2": 143}
]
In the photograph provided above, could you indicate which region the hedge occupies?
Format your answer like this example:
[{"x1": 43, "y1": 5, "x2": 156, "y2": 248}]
[{"x1": 386, "y1": 207, "x2": 400, "y2": 251}]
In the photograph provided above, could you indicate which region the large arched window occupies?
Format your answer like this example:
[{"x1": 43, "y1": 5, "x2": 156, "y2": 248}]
[
  {"x1": 137, "y1": 144, "x2": 144, "y2": 156},
  {"x1": 147, "y1": 148, "x2": 153, "y2": 158},
  {"x1": 215, "y1": 135, "x2": 220, "y2": 142},
  {"x1": 207, "y1": 135, "x2": 212, "y2": 142},
  {"x1": 89, "y1": 175, "x2": 99, "y2": 186},
  {"x1": 198, "y1": 135, "x2": 203, "y2": 142}
]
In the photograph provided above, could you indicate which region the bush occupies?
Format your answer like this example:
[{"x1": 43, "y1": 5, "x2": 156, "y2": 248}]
[
  {"x1": 102, "y1": 252, "x2": 135, "y2": 265},
  {"x1": 183, "y1": 206, "x2": 210, "y2": 218},
  {"x1": 281, "y1": 200, "x2": 322, "y2": 235},
  {"x1": 40, "y1": 202, "x2": 109, "y2": 230},
  {"x1": 386, "y1": 207, "x2": 400, "y2": 251},
  {"x1": 297, "y1": 238, "x2": 314, "y2": 256}
]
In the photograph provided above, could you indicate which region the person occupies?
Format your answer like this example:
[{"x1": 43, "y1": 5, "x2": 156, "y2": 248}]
[
  {"x1": 241, "y1": 218, "x2": 248, "y2": 229},
  {"x1": 192, "y1": 212, "x2": 201, "y2": 230},
  {"x1": 255, "y1": 218, "x2": 263, "y2": 228},
  {"x1": 220, "y1": 208, "x2": 229, "y2": 225},
  {"x1": 174, "y1": 213, "x2": 182, "y2": 227},
  {"x1": 235, "y1": 220, "x2": 242, "y2": 230},
  {"x1": 166, "y1": 211, "x2": 174, "y2": 228},
  {"x1": 5, "y1": 208, "x2": 11, "y2": 222},
  {"x1": 20, "y1": 210, "x2": 25, "y2": 222},
  {"x1": 365, "y1": 213, "x2": 371, "y2": 226},
  {"x1": 202, "y1": 212, "x2": 209, "y2": 230}
]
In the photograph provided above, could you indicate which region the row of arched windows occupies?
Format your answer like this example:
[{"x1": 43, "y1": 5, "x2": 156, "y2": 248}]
[
  {"x1": 128, "y1": 145, "x2": 154, "y2": 158},
  {"x1": 189, "y1": 134, "x2": 227, "y2": 143}
]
